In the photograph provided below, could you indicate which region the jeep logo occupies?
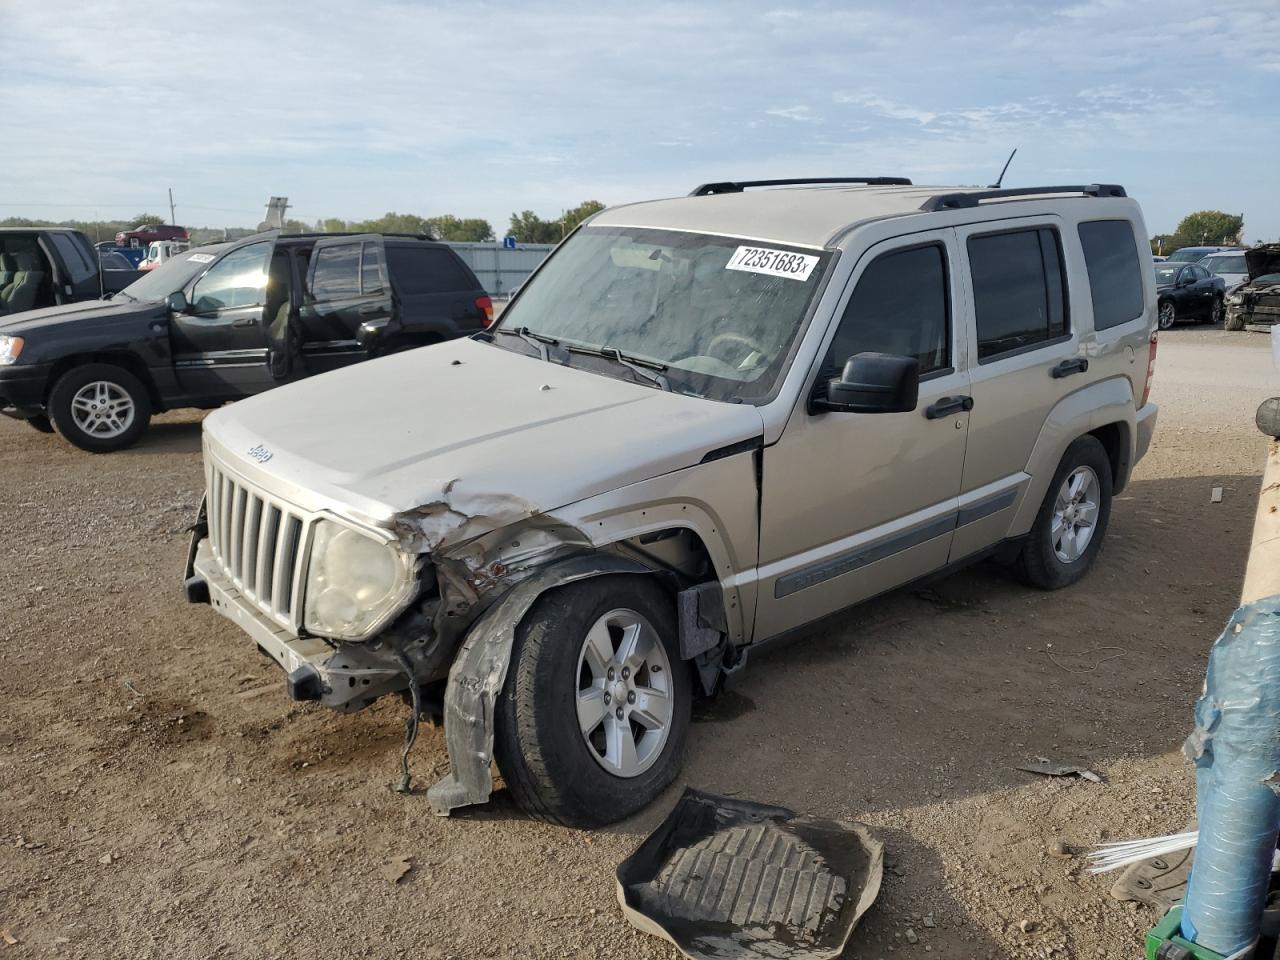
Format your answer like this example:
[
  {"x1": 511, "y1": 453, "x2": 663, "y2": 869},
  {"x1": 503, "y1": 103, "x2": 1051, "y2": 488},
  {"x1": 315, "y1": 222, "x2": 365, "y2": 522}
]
[{"x1": 247, "y1": 444, "x2": 273, "y2": 464}]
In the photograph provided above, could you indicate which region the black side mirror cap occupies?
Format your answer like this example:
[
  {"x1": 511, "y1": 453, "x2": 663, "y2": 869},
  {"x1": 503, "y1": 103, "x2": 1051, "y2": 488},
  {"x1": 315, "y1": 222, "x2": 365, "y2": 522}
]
[
  {"x1": 166, "y1": 291, "x2": 189, "y2": 313},
  {"x1": 814, "y1": 352, "x2": 919, "y2": 414}
]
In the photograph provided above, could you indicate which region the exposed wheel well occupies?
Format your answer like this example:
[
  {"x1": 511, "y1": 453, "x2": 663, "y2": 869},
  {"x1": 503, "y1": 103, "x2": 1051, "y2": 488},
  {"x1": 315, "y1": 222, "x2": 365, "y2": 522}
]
[
  {"x1": 45, "y1": 352, "x2": 161, "y2": 411},
  {"x1": 1089, "y1": 421, "x2": 1131, "y2": 493}
]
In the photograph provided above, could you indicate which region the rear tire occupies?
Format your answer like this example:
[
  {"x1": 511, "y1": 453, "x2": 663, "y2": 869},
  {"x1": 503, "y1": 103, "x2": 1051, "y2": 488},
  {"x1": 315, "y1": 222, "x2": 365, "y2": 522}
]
[
  {"x1": 1157, "y1": 300, "x2": 1177, "y2": 330},
  {"x1": 1016, "y1": 435, "x2": 1113, "y2": 590},
  {"x1": 494, "y1": 575, "x2": 691, "y2": 828},
  {"x1": 48, "y1": 363, "x2": 152, "y2": 453},
  {"x1": 1209, "y1": 296, "x2": 1223, "y2": 326},
  {"x1": 26, "y1": 414, "x2": 54, "y2": 434}
]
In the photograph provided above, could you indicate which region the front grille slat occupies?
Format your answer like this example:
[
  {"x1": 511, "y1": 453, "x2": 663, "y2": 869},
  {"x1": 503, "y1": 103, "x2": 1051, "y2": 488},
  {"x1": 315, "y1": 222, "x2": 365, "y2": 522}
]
[{"x1": 203, "y1": 464, "x2": 309, "y2": 629}]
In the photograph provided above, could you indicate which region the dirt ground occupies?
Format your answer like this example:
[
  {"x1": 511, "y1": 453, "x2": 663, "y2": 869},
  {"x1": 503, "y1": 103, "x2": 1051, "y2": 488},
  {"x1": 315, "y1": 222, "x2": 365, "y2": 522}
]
[{"x1": 1, "y1": 327, "x2": 1275, "y2": 959}]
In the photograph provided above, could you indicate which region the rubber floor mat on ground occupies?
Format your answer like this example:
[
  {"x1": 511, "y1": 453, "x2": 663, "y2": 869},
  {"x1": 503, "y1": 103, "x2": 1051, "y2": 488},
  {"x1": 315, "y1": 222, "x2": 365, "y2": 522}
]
[{"x1": 616, "y1": 788, "x2": 883, "y2": 960}]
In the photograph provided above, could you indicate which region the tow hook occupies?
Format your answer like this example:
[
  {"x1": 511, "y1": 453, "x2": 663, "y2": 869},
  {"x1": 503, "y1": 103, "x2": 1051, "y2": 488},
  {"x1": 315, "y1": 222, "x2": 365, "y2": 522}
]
[{"x1": 286, "y1": 664, "x2": 324, "y2": 702}]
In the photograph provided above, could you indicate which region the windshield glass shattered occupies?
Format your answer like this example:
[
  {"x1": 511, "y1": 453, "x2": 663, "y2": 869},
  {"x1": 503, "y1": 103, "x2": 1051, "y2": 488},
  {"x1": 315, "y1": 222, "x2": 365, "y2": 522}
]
[{"x1": 495, "y1": 226, "x2": 832, "y2": 402}]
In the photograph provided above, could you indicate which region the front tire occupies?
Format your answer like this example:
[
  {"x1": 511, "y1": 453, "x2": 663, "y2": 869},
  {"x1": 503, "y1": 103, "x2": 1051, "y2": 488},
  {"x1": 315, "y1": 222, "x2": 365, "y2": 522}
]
[
  {"x1": 1016, "y1": 435, "x2": 1113, "y2": 590},
  {"x1": 48, "y1": 363, "x2": 152, "y2": 453},
  {"x1": 494, "y1": 575, "x2": 692, "y2": 827},
  {"x1": 1157, "y1": 300, "x2": 1177, "y2": 330}
]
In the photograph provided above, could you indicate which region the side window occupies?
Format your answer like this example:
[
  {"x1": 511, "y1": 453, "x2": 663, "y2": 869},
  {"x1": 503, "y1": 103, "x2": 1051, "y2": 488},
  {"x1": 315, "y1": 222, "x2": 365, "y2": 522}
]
[
  {"x1": 385, "y1": 245, "x2": 475, "y2": 294},
  {"x1": 49, "y1": 234, "x2": 95, "y2": 283},
  {"x1": 1190, "y1": 264, "x2": 1210, "y2": 281},
  {"x1": 968, "y1": 227, "x2": 1067, "y2": 361},
  {"x1": 310, "y1": 243, "x2": 361, "y2": 301},
  {"x1": 825, "y1": 243, "x2": 950, "y2": 378},
  {"x1": 360, "y1": 242, "x2": 386, "y2": 296},
  {"x1": 191, "y1": 242, "x2": 271, "y2": 314},
  {"x1": 1077, "y1": 220, "x2": 1144, "y2": 331}
]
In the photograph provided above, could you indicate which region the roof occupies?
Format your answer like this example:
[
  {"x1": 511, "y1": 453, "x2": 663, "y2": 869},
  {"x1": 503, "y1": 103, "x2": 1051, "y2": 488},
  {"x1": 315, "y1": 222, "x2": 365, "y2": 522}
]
[
  {"x1": 591, "y1": 183, "x2": 1132, "y2": 249},
  {"x1": 0, "y1": 226, "x2": 84, "y2": 234}
]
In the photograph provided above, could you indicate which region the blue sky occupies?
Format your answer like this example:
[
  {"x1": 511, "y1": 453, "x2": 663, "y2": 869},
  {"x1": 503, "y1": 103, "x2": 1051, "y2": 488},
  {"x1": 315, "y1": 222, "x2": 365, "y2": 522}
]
[{"x1": 3, "y1": 0, "x2": 1278, "y2": 240}]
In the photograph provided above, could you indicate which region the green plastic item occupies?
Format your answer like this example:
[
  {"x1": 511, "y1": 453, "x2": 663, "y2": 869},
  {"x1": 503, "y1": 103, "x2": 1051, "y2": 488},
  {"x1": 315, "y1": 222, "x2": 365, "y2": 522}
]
[{"x1": 1145, "y1": 906, "x2": 1228, "y2": 960}]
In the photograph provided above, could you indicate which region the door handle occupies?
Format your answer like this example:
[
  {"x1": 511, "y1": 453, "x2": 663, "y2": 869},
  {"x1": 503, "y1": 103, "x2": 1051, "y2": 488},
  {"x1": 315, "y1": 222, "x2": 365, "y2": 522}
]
[
  {"x1": 1050, "y1": 357, "x2": 1089, "y2": 378},
  {"x1": 232, "y1": 317, "x2": 259, "y2": 328},
  {"x1": 924, "y1": 396, "x2": 974, "y2": 419}
]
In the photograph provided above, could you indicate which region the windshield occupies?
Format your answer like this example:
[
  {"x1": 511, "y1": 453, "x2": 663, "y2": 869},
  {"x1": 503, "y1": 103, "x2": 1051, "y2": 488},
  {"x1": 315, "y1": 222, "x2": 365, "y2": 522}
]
[
  {"x1": 1166, "y1": 248, "x2": 1212, "y2": 262},
  {"x1": 495, "y1": 226, "x2": 832, "y2": 402},
  {"x1": 1154, "y1": 264, "x2": 1184, "y2": 285},
  {"x1": 1202, "y1": 255, "x2": 1247, "y2": 275},
  {"x1": 117, "y1": 246, "x2": 228, "y2": 301}
]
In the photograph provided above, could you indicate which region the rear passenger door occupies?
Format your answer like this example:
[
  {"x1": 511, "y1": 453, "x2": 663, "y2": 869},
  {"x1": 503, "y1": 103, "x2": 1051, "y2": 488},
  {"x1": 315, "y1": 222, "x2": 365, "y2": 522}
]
[
  {"x1": 298, "y1": 235, "x2": 391, "y2": 373},
  {"x1": 43, "y1": 232, "x2": 101, "y2": 302},
  {"x1": 384, "y1": 242, "x2": 488, "y2": 339},
  {"x1": 950, "y1": 219, "x2": 1081, "y2": 559}
]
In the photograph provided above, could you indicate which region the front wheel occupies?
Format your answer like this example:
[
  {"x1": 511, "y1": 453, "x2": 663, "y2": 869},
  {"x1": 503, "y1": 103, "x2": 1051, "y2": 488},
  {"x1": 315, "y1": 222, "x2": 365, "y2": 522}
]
[
  {"x1": 1157, "y1": 300, "x2": 1177, "y2": 330},
  {"x1": 494, "y1": 575, "x2": 692, "y2": 827},
  {"x1": 48, "y1": 363, "x2": 152, "y2": 453},
  {"x1": 1016, "y1": 435, "x2": 1113, "y2": 590}
]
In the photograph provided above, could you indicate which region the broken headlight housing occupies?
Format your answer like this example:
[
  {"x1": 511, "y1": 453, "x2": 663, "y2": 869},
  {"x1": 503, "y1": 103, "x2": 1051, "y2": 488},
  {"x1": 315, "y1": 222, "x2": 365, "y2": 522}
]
[
  {"x1": 0, "y1": 336, "x2": 24, "y2": 365},
  {"x1": 1227, "y1": 291, "x2": 1244, "y2": 306},
  {"x1": 304, "y1": 520, "x2": 416, "y2": 641}
]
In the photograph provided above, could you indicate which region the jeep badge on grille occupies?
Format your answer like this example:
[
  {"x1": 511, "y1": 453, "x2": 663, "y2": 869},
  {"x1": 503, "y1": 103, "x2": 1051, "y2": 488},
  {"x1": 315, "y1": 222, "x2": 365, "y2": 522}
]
[{"x1": 247, "y1": 444, "x2": 273, "y2": 464}]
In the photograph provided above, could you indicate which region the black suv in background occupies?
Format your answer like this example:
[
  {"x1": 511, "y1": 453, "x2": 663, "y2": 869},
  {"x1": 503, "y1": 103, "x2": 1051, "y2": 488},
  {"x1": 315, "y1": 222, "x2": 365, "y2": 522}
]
[
  {"x1": 0, "y1": 232, "x2": 492, "y2": 451},
  {"x1": 0, "y1": 227, "x2": 137, "y2": 315}
]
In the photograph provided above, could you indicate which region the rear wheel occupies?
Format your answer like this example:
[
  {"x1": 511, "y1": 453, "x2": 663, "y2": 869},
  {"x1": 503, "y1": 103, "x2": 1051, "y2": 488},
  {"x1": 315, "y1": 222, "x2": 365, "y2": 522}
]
[
  {"x1": 26, "y1": 414, "x2": 54, "y2": 434},
  {"x1": 1157, "y1": 300, "x2": 1177, "y2": 330},
  {"x1": 494, "y1": 575, "x2": 691, "y2": 827},
  {"x1": 48, "y1": 363, "x2": 152, "y2": 453},
  {"x1": 1016, "y1": 436, "x2": 1113, "y2": 590},
  {"x1": 1208, "y1": 296, "x2": 1223, "y2": 326}
]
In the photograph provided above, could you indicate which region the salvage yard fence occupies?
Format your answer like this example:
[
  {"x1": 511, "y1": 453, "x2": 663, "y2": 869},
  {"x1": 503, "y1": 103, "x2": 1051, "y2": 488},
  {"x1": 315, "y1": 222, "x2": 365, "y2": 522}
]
[{"x1": 445, "y1": 241, "x2": 557, "y2": 297}]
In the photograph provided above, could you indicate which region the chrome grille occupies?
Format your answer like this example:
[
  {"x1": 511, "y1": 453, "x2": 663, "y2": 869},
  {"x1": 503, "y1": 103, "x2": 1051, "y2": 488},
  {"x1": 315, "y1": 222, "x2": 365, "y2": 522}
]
[{"x1": 206, "y1": 461, "x2": 309, "y2": 628}]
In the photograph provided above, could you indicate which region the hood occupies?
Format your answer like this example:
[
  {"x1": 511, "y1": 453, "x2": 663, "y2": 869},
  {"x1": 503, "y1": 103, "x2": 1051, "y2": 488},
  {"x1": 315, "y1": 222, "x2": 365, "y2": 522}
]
[
  {"x1": 0, "y1": 297, "x2": 158, "y2": 334},
  {"x1": 204, "y1": 337, "x2": 766, "y2": 531},
  {"x1": 1246, "y1": 245, "x2": 1280, "y2": 282}
]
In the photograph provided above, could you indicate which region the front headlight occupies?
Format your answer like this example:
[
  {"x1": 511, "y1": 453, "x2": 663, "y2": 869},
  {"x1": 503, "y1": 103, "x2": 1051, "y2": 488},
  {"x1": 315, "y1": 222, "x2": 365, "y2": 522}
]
[
  {"x1": 304, "y1": 520, "x2": 415, "y2": 641},
  {"x1": 1227, "y1": 293, "x2": 1243, "y2": 306},
  {"x1": 0, "y1": 336, "x2": 24, "y2": 365}
]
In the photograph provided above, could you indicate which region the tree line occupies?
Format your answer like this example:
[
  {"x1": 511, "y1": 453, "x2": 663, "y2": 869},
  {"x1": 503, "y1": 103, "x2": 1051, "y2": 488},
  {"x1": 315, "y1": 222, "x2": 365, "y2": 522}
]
[
  {"x1": 1151, "y1": 210, "x2": 1245, "y2": 255},
  {"x1": 0, "y1": 200, "x2": 607, "y2": 246}
]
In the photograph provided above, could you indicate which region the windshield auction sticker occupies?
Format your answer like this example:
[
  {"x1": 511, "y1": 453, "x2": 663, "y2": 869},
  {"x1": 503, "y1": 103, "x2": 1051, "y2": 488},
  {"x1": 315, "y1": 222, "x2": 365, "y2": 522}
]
[
  {"x1": 186, "y1": 253, "x2": 215, "y2": 263},
  {"x1": 726, "y1": 246, "x2": 818, "y2": 281}
]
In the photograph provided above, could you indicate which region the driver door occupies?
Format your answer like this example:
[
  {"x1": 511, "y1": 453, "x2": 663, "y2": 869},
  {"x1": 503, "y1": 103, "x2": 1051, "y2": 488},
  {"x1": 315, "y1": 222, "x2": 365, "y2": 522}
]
[
  {"x1": 170, "y1": 240, "x2": 277, "y2": 398},
  {"x1": 754, "y1": 230, "x2": 972, "y2": 640}
]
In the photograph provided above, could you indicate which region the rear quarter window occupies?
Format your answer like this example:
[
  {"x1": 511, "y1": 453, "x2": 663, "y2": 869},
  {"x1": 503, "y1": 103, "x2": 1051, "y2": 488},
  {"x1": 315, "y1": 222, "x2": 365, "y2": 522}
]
[
  {"x1": 1078, "y1": 220, "x2": 1144, "y2": 330},
  {"x1": 386, "y1": 245, "x2": 476, "y2": 294},
  {"x1": 968, "y1": 227, "x2": 1068, "y2": 361}
]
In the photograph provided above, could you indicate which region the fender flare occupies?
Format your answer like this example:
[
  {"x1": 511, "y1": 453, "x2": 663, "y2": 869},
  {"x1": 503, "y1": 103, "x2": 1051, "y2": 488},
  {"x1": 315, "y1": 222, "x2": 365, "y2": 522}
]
[{"x1": 426, "y1": 553, "x2": 651, "y2": 816}]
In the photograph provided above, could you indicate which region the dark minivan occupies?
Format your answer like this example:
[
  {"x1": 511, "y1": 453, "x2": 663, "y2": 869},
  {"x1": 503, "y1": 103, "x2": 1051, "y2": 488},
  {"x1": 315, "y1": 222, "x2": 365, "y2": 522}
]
[{"x1": 0, "y1": 232, "x2": 492, "y2": 451}]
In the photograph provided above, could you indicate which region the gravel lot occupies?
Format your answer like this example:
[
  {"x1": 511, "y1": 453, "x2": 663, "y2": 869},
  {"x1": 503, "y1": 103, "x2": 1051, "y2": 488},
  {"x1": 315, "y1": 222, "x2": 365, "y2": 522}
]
[{"x1": 1, "y1": 326, "x2": 1274, "y2": 959}]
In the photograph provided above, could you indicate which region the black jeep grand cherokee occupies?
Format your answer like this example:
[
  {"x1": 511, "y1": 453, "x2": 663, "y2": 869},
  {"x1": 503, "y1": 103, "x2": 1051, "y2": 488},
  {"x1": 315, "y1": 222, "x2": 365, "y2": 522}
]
[{"x1": 0, "y1": 232, "x2": 492, "y2": 451}]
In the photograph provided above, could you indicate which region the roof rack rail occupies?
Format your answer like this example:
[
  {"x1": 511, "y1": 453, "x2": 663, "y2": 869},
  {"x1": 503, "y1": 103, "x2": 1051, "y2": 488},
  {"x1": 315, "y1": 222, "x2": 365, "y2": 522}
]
[
  {"x1": 690, "y1": 177, "x2": 912, "y2": 197},
  {"x1": 919, "y1": 183, "x2": 1127, "y2": 212}
]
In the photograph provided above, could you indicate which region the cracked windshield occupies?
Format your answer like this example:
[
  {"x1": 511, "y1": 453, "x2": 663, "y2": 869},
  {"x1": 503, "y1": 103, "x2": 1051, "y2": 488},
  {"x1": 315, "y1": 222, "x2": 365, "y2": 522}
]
[{"x1": 496, "y1": 226, "x2": 832, "y2": 402}]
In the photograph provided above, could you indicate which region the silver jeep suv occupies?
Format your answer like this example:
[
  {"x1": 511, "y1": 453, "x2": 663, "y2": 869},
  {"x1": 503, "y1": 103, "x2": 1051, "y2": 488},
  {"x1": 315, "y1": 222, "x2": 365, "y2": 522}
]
[{"x1": 184, "y1": 178, "x2": 1159, "y2": 827}]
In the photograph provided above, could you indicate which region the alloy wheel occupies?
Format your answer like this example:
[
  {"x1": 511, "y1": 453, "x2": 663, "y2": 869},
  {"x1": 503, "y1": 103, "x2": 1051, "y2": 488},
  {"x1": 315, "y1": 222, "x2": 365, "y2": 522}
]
[
  {"x1": 70, "y1": 381, "x2": 135, "y2": 438},
  {"x1": 1051, "y1": 465, "x2": 1100, "y2": 563},
  {"x1": 1158, "y1": 302, "x2": 1176, "y2": 330},
  {"x1": 575, "y1": 607, "x2": 674, "y2": 778}
]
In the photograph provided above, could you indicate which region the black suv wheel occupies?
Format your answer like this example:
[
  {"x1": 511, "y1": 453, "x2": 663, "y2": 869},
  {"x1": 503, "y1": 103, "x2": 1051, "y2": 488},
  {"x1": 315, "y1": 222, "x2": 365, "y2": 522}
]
[
  {"x1": 494, "y1": 575, "x2": 691, "y2": 827},
  {"x1": 48, "y1": 363, "x2": 153, "y2": 453}
]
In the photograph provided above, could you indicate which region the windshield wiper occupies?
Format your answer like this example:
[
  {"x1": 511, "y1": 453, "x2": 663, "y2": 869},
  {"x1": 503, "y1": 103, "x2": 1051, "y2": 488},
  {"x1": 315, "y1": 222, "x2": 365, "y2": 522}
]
[
  {"x1": 564, "y1": 342, "x2": 671, "y2": 391},
  {"x1": 496, "y1": 325, "x2": 559, "y2": 362},
  {"x1": 112, "y1": 290, "x2": 136, "y2": 302}
]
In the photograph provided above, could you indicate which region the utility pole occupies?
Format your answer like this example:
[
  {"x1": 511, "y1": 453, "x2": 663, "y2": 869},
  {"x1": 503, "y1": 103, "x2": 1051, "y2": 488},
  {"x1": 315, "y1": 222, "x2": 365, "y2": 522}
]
[{"x1": 168, "y1": 187, "x2": 176, "y2": 225}]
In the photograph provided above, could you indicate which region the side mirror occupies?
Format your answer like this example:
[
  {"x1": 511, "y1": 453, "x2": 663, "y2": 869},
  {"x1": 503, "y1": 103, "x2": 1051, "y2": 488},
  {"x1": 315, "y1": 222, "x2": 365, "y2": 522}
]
[
  {"x1": 816, "y1": 352, "x2": 919, "y2": 414},
  {"x1": 166, "y1": 291, "x2": 189, "y2": 313}
]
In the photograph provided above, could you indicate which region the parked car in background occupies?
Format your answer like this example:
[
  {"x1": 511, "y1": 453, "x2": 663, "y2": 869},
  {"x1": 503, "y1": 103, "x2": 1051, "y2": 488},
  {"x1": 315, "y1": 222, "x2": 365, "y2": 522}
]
[
  {"x1": 1199, "y1": 250, "x2": 1250, "y2": 290},
  {"x1": 97, "y1": 250, "x2": 144, "y2": 293},
  {"x1": 0, "y1": 232, "x2": 493, "y2": 450},
  {"x1": 1152, "y1": 255, "x2": 1167, "y2": 262},
  {"x1": 0, "y1": 227, "x2": 111, "y2": 316},
  {"x1": 1225, "y1": 244, "x2": 1280, "y2": 331},
  {"x1": 139, "y1": 239, "x2": 191, "y2": 272},
  {"x1": 182, "y1": 179, "x2": 1158, "y2": 827},
  {"x1": 1154, "y1": 260, "x2": 1226, "y2": 328},
  {"x1": 1165, "y1": 245, "x2": 1240, "y2": 263},
  {"x1": 115, "y1": 223, "x2": 190, "y2": 247}
]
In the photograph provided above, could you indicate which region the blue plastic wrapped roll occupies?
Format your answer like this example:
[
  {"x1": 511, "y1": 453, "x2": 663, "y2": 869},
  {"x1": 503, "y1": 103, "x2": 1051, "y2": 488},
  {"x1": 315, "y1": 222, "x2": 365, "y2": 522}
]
[{"x1": 1181, "y1": 596, "x2": 1280, "y2": 955}]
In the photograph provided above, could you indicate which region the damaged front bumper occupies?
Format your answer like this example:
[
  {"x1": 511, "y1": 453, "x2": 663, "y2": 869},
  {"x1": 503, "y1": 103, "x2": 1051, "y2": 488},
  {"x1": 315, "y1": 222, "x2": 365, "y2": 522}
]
[{"x1": 189, "y1": 536, "x2": 410, "y2": 711}]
